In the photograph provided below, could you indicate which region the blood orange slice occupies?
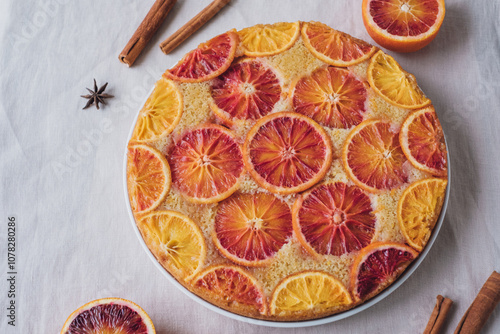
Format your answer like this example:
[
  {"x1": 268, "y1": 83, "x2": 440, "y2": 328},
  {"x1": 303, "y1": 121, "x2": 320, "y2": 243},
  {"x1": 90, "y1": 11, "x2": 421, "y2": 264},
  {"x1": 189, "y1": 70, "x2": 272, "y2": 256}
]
[
  {"x1": 138, "y1": 210, "x2": 206, "y2": 280},
  {"x1": 164, "y1": 30, "x2": 239, "y2": 83},
  {"x1": 61, "y1": 298, "x2": 155, "y2": 334},
  {"x1": 292, "y1": 66, "x2": 368, "y2": 129},
  {"x1": 293, "y1": 182, "x2": 376, "y2": 257},
  {"x1": 127, "y1": 144, "x2": 171, "y2": 214},
  {"x1": 362, "y1": 0, "x2": 446, "y2": 53},
  {"x1": 168, "y1": 125, "x2": 244, "y2": 204},
  {"x1": 211, "y1": 60, "x2": 282, "y2": 125},
  {"x1": 270, "y1": 271, "x2": 352, "y2": 317},
  {"x1": 302, "y1": 21, "x2": 377, "y2": 67},
  {"x1": 193, "y1": 265, "x2": 267, "y2": 315},
  {"x1": 400, "y1": 106, "x2": 447, "y2": 176},
  {"x1": 343, "y1": 119, "x2": 409, "y2": 193},
  {"x1": 131, "y1": 78, "x2": 183, "y2": 143},
  {"x1": 368, "y1": 50, "x2": 431, "y2": 109},
  {"x1": 398, "y1": 178, "x2": 447, "y2": 251},
  {"x1": 238, "y1": 21, "x2": 301, "y2": 57},
  {"x1": 351, "y1": 242, "x2": 418, "y2": 301},
  {"x1": 243, "y1": 112, "x2": 333, "y2": 195},
  {"x1": 214, "y1": 192, "x2": 292, "y2": 266}
]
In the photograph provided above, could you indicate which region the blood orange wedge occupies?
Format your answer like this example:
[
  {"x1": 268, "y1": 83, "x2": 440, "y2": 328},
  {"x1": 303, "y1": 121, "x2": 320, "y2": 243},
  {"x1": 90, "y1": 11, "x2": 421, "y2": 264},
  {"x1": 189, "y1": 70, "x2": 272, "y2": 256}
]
[
  {"x1": 193, "y1": 265, "x2": 267, "y2": 315},
  {"x1": 291, "y1": 66, "x2": 368, "y2": 129},
  {"x1": 164, "y1": 30, "x2": 239, "y2": 83},
  {"x1": 342, "y1": 119, "x2": 409, "y2": 193},
  {"x1": 138, "y1": 211, "x2": 206, "y2": 280},
  {"x1": 243, "y1": 112, "x2": 332, "y2": 195},
  {"x1": 168, "y1": 125, "x2": 244, "y2": 204},
  {"x1": 127, "y1": 144, "x2": 171, "y2": 214},
  {"x1": 400, "y1": 106, "x2": 447, "y2": 176},
  {"x1": 301, "y1": 21, "x2": 377, "y2": 67},
  {"x1": 131, "y1": 78, "x2": 183, "y2": 143},
  {"x1": 270, "y1": 271, "x2": 352, "y2": 317},
  {"x1": 351, "y1": 242, "x2": 418, "y2": 301},
  {"x1": 362, "y1": 0, "x2": 446, "y2": 53},
  {"x1": 211, "y1": 60, "x2": 282, "y2": 125},
  {"x1": 238, "y1": 21, "x2": 301, "y2": 57},
  {"x1": 214, "y1": 192, "x2": 293, "y2": 266},
  {"x1": 61, "y1": 298, "x2": 155, "y2": 334},
  {"x1": 293, "y1": 182, "x2": 376, "y2": 257},
  {"x1": 368, "y1": 50, "x2": 431, "y2": 109},
  {"x1": 398, "y1": 178, "x2": 447, "y2": 251}
]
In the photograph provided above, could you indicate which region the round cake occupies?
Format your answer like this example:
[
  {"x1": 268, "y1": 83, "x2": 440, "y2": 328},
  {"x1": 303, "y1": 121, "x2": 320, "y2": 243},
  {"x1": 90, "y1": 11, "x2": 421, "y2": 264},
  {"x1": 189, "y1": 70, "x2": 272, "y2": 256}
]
[{"x1": 126, "y1": 21, "x2": 448, "y2": 321}]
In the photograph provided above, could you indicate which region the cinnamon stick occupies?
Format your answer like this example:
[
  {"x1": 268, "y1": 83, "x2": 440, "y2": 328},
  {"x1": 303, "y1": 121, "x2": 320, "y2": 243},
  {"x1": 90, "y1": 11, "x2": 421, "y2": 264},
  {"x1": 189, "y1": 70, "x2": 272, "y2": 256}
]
[
  {"x1": 160, "y1": 0, "x2": 232, "y2": 54},
  {"x1": 119, "y1": 0, "x2": 177, "y2": 66},
  {"x1": 424, "y1": 295, "x2": 454, "y2": 334},
  {"x1": 455, "y1": 271, "x2": 500, "y2": 333}
]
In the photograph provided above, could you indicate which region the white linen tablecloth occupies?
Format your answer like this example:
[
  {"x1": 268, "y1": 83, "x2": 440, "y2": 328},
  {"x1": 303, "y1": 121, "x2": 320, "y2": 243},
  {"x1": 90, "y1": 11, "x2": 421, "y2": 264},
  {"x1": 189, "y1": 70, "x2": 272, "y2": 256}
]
[{"x1": 1, "y1": 0, "x2": 499, "y2": 333}]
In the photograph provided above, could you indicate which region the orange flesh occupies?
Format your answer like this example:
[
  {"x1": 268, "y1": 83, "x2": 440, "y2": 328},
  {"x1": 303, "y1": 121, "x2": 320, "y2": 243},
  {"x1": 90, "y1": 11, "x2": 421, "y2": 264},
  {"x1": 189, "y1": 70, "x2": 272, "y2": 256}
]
[
  {"x1": 168, "y1": 126, "x2": 243, "y2": 201},
  {"x1": 215, "y1": 192, "x2": 292, "y2": 263},
  {"x1": 211, "y1": 61, "x2": 281, "y2": 121},
  {"x1": 293, "y1": 67, "x2": 368, "y2": 128},
  {"x1": 406, "y1": 110, "x2": 447, "y2": 172},
  {"x1": 247, "y1": 115, "x2": 330, "y2": 189},
  {"x1": 369, "y1": 0, "x2": 439, "y2": 36},
  {"x1": 295, "y1": 182, "x2": 375, "y2": 256},
  {"x1": 346, "y1": 121, "x2": 408, "y2": 191},
  {"x1": 195, "y1": 267, "x2": 266, "y2": 313}
]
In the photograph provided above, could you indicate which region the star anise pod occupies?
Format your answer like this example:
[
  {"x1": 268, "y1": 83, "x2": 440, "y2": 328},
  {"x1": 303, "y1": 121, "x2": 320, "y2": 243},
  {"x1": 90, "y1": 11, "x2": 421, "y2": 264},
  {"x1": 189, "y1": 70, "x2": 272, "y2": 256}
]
[{"x1": 81, "y1": 79, "x2": 114, "y2": 110}]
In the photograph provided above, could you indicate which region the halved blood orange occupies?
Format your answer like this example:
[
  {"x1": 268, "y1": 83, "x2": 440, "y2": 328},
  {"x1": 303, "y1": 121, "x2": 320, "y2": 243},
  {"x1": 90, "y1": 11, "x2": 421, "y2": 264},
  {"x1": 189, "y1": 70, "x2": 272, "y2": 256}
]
[
  {"x1": 164, "y1": 30, "x2": 239, "y2": 83},
  {"x1": 291, "y1": 66, "x2": 368, "y2": 129},
  {"x1": 400, "y1": 106, "x2": 447, "y2": 176},
  {"x1": 243, "y1": 112, "x2": 333, "y2": 195},
  {"x1": 214, "y1": 192, "x2": 292, "y2": 266},
  {"x1": 293, "y1": 182, "x2": 376, "y2": 257},
  {"x1": 193, "y1": 265, "x2": 267, "y2": 315},
  {"x1": 398, "y1": 178, "x2": 447, "y2": 251},
  {"x1": 342, "y1": 119, "x2": 409, "y2": 193},
  {"x1": 211, "y1": 60, "x2": 282, "y2": 125},
  {"x1": 127, "y1": 144, "x2": 171, "y2": 214},
  {"x1": 139, "y1": 210, "x2": 206, "y2": 280},
  {"x1": 270, "y1": 271, "x2": 352, "y2": 316},
  {"x1": 351, "y1": 242, "x2": 418, "y2": 301},
  {"x1": 301, "y1": 21, "x2": 377, "y2": 67},
  {"x1": 362, "y1": 0, "x2": 446, "y2": 53},
  {"x1": 168, "y1": 125, "x2": 244, "y2": 204},
  {"x1": 131, "y1": 78, "x2": 183, "y2": 143},
  {"x1": 368, "y1": 50, "x2": 431, "y2": 109},
  {"x1": 61, "y1": 298, "x2": 155, "y2": 334},
  {"x1": 238, "y1": 21, "x2": 301, "y2": 57}
]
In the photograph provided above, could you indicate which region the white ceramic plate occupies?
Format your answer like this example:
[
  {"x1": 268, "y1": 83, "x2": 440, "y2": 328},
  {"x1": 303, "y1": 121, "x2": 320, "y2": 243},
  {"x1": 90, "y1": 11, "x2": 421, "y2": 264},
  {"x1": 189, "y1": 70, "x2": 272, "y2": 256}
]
[{"x1": 123, "y1": 88, "x2": 450, "y2": 327}]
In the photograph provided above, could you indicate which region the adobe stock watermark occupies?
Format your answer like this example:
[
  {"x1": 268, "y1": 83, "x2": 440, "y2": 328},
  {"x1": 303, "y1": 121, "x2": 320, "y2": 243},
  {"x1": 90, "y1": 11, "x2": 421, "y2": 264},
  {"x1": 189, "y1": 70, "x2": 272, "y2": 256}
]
[
  {"x1": 10, "y1": 0, "x2": 71, "y2": 53},
  {"x1": 50, "y1": 67, "x2": 159, "y2": 181}
]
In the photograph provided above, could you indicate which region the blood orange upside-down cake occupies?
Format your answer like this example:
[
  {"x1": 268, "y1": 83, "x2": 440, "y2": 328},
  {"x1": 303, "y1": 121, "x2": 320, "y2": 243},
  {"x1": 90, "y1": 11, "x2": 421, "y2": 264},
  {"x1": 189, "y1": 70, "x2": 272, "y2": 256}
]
[{"x1": 126, "y1": 21, "x2": 448, "y2": 321}]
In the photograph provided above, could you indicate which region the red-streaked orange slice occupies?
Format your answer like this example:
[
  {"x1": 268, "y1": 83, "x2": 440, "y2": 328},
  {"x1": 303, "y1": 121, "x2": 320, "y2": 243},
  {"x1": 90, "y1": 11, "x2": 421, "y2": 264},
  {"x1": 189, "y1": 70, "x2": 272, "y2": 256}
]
[
  {"x1": 302, "y1": 21, "x2": 377, "y2": 67},
  {"x1": 211, "y1": 60, "x2": 282, "y2": 125},
  {"x1": 243, "y1": 112, "x2": 333, "y2": 195},
  {"x1": 127, "y1": 144, "x2": 171, "y2": 214},
  {"x1": 293, "y1": 182, "x2": 376, "y2": 257},
  {"x1": 168, "y1": 125, "x2": 244, "y2": 204},
  {"x1": 362, "y1": 0, "x2": 446, "y2": 53},
  {"x1": 238, "y1": 21, "x2": 301, "y2": 57},
  {"x1": 193, "y1": 265, "x2": 267, "y2": 315},
  {"x1": 351, "y1": 242, "x2": 418, "y2": 301},
  {"x1": 214, "y1": 192, "x2": 292, "y2": 266},
  {"x1": 164, "y1": 30, "x2": 239, "y2": 83},
  {"x1": 291, "y1": 66, "x2": 368, "y2": 129},
  {"x1": 400, "y1": 106, "x2": 447, "y2": 176},
  {"x1": 343, "y1": 119, "x2": 409, "y2": 193}
]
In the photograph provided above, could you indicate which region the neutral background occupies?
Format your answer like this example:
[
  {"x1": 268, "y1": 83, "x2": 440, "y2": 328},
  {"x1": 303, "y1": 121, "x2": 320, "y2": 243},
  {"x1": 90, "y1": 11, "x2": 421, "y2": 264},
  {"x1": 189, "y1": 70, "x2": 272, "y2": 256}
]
[{"x1": 1, "y1": 0, "x2": 499, "y2": 333}]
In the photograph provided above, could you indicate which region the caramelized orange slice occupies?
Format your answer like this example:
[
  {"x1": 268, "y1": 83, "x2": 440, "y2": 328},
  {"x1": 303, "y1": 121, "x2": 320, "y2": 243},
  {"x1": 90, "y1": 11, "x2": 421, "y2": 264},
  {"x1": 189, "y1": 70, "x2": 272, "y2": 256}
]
[
  {"x1": 238, "y1": 21, "x2": 301, "y2": 57},
  {"x1": 243, "y1": 112, "x2": 333, "y2": 195}
]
